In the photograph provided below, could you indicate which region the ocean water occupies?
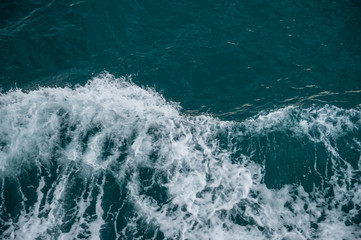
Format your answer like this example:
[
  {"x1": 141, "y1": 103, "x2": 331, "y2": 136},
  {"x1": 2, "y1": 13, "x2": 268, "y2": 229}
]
[{"x1": 0, "y1": 1, "x2": 361, "y2": 240}]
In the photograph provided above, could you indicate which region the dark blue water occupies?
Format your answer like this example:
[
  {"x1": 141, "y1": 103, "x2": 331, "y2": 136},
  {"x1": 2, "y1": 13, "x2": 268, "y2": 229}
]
[{"x1": 1, "y1": 1, "x2": 361, "y2": 239}]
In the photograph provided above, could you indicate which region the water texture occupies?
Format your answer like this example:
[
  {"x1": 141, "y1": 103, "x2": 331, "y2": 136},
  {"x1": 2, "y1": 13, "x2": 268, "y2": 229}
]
[{"x1": 0, "y1": 1, "x2": 361, "y2": 239}]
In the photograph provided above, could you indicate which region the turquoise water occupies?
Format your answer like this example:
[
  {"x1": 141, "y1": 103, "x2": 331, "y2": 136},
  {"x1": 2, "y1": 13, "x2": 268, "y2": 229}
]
[{"x1": 1, "y1": 1, "x2": 361, "y2": 239}]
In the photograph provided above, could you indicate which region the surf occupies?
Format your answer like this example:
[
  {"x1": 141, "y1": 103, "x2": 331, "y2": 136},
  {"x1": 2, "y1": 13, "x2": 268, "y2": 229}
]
[{"x1": 0, "y1": 73, "x2": 360, "y2": 239}]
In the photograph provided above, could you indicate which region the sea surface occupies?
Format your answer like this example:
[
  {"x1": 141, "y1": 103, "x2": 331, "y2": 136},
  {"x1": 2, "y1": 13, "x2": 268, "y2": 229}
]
[{"x1": 1, "y1": 1, "x2": 361, "y2": 239}]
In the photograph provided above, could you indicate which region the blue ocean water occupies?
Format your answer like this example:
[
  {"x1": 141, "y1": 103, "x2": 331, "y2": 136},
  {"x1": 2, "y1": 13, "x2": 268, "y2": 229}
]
[{"x1": 0, "y1": 1, "x2": 361, "y2": 239}]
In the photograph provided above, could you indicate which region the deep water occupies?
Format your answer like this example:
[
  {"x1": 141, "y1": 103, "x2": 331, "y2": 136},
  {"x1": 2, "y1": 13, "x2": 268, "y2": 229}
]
[{"x1": 1, "y1": 1, "x2": 361, "y2": 239}]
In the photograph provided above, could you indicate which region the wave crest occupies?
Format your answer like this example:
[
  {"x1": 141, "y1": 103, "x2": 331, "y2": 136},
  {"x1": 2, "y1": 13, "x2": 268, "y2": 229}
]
[{"x1": 0, "y1": 74, "x2": 360, "y2": 239}]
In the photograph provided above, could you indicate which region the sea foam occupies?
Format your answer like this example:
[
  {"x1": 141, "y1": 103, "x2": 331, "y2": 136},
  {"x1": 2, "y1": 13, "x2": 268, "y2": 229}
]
[{"x1": 0, "y1": 73, "x2": 360, "y2": 239}]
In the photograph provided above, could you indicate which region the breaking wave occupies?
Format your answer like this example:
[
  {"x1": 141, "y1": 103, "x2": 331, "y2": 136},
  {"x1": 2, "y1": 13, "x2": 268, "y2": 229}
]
[{"x1": 0, "y1": 73, "x2": 360, "y2": 239}]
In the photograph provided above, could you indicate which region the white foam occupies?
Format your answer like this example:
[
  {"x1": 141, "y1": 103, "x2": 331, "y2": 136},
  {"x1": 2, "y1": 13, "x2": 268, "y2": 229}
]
[{"x1": 0, "y1": 73, "x2": 360, "y2": 239}]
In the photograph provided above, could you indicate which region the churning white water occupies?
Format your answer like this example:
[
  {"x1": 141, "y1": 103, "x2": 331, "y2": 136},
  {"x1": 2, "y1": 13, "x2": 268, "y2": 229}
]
[{"x1": 0, "y1": 73, "x2": 360, "y2": 239}]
